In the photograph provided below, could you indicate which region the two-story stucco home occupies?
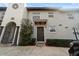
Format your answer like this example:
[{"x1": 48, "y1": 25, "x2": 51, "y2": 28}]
[{"x1": 0, "y1": 3, "x2": 79, "y2": 46}]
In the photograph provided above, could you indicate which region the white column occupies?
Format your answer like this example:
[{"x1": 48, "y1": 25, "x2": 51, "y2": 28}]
[
  {"x1": 12, "y1": 27, "x2": 17, "y2": 45},
  {"x1": 0, "y1": 26, "x2": 6, "y2": 43},
  {"x1": 17, "y1": 26, "x2": 21, "y2": 45}
]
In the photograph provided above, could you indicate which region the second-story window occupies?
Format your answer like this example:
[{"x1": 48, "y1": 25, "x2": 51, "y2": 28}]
[
  {"x1": 33, "y1": 16, "x2": 40, "y2": 20},
  {"x1": 67, "y1": 13, "x2": 74, "y2": 19},
  {"x1": 32, "y1": 13, "x2": 40, "y2": 20},
  {"x1": 48, "y1": 13, "x2": 54, "y2": 18}
]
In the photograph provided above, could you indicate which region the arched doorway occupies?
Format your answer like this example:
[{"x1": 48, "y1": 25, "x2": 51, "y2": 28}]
[{"x1": 1, "y1": 22, "x2": 16, "y2": 44}]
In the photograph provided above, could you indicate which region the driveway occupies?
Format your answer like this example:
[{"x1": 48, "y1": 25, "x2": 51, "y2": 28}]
[{"x1": 0, "y1": 46, "x2": 69, "y2": 56}]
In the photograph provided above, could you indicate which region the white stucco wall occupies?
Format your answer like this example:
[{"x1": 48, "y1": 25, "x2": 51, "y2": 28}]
[
  {"x1": 1, "y1": 3, "x2": 25, "y2": 26},
  {"x1": 1, "y1": 5, "x2": 79, "y2": 40},
  {"x1": 28, "y1": 10, "x2": 79, "y2": 40}
]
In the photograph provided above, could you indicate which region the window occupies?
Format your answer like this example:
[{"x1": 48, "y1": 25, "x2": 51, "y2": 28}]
[
  {"x1": 67, "y1": 13, "x2": 74, "y2": 19},
  {"x1": 12, "y1": 4, "x2": 19, "y2": 9},
  {"x1": 68, "y1": 17, "x2": 74, "y2": 19},
  {"x1": 48, "y1": 13, "x2": 54, "y2": 18},
  {"x1": 49, "y1": 26, "x2": 56, "y2": 32},
  {"x1": 32, "y1": 13, "x2": 40, "y2": 20},
  {"x1": 33, "y1": 16, "x2": 40, "y2": 20},
  {"x1": 65, "y1": 26, "x2": 68, "y2": 29},
  {"x1": 11, "y1": 17, "x2": 15, "y2": 20},
  {"x1": 59, "y1": 24, "x2": 62, "y2": 26}
]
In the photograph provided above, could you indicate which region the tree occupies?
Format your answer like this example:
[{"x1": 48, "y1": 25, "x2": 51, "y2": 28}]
[{"x1": 19, "y1": 19, "x2": 33, "y2": 46}]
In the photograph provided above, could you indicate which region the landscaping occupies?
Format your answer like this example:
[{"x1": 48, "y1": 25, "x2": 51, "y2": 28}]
[
  {"x1": 19, "y1": 19, "x2": 35, "y2": 46},
  {"x1": 46, "y1": 39, "x2": 74, "y2": 47}
]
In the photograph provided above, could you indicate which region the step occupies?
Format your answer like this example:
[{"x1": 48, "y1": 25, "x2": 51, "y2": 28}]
[{"x1": 36, "y1": 41, "x2": 45, "y2": 47}]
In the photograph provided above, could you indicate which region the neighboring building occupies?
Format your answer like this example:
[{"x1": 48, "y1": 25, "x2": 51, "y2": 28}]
[
  {"x1": 0, "y1": 3, "x2": 79, "y2": 45},
  {"x1": 0, "y1": 7, "x2": 6, "y2": 25}
]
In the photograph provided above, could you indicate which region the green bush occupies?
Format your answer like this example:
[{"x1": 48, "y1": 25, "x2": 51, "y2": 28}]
[
  {"x1": 46, "y1": 39, "x2": 74, "y2": 47},
  {"x1": 19, "y1": 38, "x2": 36, "y2": 46},
  {"x1": 19, "y1": 19, "x2": 35, "y2": 46}
]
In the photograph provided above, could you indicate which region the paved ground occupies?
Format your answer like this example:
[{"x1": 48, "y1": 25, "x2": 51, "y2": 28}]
[{"x1": 0, "y1": 46, "x2": 69, "y2": 56}]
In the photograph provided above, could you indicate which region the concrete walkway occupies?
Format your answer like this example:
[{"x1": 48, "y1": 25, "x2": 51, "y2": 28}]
[{"x1": 0, "y1": 46, "x2": 69, "y2": 56}]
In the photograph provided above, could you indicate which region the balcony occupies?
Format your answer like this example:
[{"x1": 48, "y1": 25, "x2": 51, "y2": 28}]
[
  {"x1": 33, "y1": 19, "x2": 47, "y2": 25},
  {"x1": 33, "y1": 19, "x2": 47, "y2": 22}
]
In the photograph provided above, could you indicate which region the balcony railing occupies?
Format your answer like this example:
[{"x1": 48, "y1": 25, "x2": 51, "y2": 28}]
[
  {"x1": 33, "y1": 19, "x2": 47, "y2": 25},
  {"x1": 33, "y1": 19, "x2": 47, "y2": 22}
]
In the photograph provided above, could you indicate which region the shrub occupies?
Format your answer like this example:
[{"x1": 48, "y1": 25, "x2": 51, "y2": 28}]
[
  {"x1": 19, "y1": 38, "x2": 36, "y2": 46},
  {"x1": 46, "y1": 39, "x2": 74, "y2": 47},
  {"x1": 19, "y1": 19, "x2": 35, "y2": 46}
]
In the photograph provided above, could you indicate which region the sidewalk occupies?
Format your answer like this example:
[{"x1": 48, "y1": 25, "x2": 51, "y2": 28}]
[{"x1": 0, "y1": 46, "x2": 69, "y2": 56}]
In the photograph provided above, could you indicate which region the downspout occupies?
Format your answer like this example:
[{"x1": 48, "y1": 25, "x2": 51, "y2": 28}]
[{"x1": 73, "y1": 27, "x2": 78, "y2": 40}]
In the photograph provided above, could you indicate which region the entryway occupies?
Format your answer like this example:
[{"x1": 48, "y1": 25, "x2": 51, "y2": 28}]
[
  {"x1": 36, "y1": 27, "x2": 45, "y2": 47},
  {"x1": 33, "y1": 19, "x2": 47, "y2": 47},
  {"x1": 37, "y1": 27, "x2": 44, "y2": 41},
  {"x1": 1, "y1": 22, "x2": 16, "y2": 44}
]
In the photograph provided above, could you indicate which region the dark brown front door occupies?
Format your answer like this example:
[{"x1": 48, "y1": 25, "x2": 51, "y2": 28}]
[{"x1": 37, "y1": 27, "x2": 44, "y2": 41}]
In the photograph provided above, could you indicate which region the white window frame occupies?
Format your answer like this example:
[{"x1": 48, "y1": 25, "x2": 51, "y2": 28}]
[
  {"x1": 67, "y1": 13, "x2": 74, "y2": 19},
  {"x1": 49, "y1": 26, "x2": 56, "y2": 33},
  {"x1": 33, "y1": 16, "x2": 40, "y2": 20},
  {"x1": 48, "y1": 13, "x2": 54, "y2": 18},
  {"x1": 32, "y1": 13, "x2": 40, "y2": 20}
]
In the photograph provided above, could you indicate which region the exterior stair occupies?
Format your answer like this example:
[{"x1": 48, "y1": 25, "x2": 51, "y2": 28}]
[{"x1": 36, "y1": 41, "x2": 45, "y2": 47}]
